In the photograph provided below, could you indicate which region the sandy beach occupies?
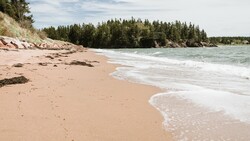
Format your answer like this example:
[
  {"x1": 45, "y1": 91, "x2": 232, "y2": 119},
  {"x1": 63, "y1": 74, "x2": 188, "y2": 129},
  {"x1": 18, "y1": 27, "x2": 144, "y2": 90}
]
[{"x1": 0, "y1": 49, "x2": 172, "y2": 141}]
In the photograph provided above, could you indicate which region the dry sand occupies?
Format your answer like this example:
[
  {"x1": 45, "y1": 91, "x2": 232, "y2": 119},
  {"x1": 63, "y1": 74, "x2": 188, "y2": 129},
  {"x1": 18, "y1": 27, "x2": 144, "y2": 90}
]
[{"x1": 0, "y1": 49, "x2": 172, "y2": 141}]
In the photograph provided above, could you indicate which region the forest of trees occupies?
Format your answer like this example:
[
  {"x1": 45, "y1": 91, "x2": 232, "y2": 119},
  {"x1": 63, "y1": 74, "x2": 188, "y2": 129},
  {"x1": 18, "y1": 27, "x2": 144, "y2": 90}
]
[
  {"x1": 209, "y1": 37, "x2": 250, "y2": 45},
  {"x1": 0, "y1": 0, "x2": 34, "y2": 28},
  {"x1": 43, "y1": 19, "x2": 209, "y2": 48}
]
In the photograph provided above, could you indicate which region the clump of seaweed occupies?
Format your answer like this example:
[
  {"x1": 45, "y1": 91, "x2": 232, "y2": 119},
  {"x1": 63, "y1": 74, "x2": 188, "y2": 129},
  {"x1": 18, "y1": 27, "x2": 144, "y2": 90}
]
[
  {"x1": 38, "y1": 62, "x2": 49, "y2": 66},
  {"x1": 45, "y1": 55, "x2": 54, "y2": 59},
  {"x1": 61, "y1": 50, "x2": 76, "y2": 55},
  {"x1": 12, "y1": 63, "x2": 23, "y2": 67},
  {"x1": 0, "y1": 76, "x2": 29, "y2": 87},
  {"x1": 85, "y1": 60, "x2": 100, "y2": 64},
  {"x1": 68, "y1": 60, "x2": 94, "y2": 67},
  {"x1": 53, "y1": 53, "x2": 68, "y2": 58}
]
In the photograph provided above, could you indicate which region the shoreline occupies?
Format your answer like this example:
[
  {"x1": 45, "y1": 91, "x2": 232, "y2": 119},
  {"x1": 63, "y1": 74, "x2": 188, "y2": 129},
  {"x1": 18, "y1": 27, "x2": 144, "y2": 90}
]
[
  {"x1": 0, "y1": 49, "x2": 172, "y2": 141},
  {"x1": 97, "y1": 47, "x2": 250, "y2": 140}
]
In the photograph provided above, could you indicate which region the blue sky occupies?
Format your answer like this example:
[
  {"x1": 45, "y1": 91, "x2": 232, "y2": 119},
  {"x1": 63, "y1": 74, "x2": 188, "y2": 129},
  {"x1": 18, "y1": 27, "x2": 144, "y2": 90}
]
[{"x1": 28, "y1": 0, "x2": 250, "y2": 36}]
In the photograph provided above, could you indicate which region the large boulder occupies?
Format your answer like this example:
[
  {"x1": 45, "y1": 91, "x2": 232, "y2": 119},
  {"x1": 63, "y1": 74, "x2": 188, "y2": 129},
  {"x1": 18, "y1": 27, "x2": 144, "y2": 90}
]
[
  {"x1": 180, "y1": 42, "x2": 187, "y2": 47},
  {"x1": 1, "y1": 37, "x2": 13, "y2": 44},
  {"x1": 166, "y1": 40, "x2": 181, "y2": 48},
  {"x1": 200, "y1": 41, "x2": 218, "y2": 47},
  {"x1": 0, "y1": 40, "x2": 5, "y2": 47},
  {"x1": 6, "y1": 43, "x2": 16, "y2": 48},
  {"x1": 11, "y1": 41, "x2": 24, "y2": 49},
  {"x1": 201, "y1": 42, "x2": 208, "y2": 47},
  {"x1": 207, "y1": 43, "x2": 218, "y2": 47},
  {"x1": 154, "y1": 41, "x2": 160, "y2": 48},
  {"x1": 186, "y1": 39, "x2": 202, "y2": 47},
  {"x1": 29, "y1": 43, "x2": 37, "y2": 48},
  {"x1": 0, "y1": 38, "x2": 16, "y2": 48},
  {"x1": 21, "y1": 41, "x2": 31, "y2": 49},
  {"x1": 0, "y1": 38, "x2": 8, "y2": 45},
  {"x1": 52, "y1": 44, "x2": 60, "y2": 49}
]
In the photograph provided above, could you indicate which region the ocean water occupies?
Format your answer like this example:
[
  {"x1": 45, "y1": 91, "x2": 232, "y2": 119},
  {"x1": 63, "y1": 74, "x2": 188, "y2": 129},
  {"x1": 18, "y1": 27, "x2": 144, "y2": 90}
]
[{"x1": 94, "y1": 46, "x2": 250, "y2": 141}]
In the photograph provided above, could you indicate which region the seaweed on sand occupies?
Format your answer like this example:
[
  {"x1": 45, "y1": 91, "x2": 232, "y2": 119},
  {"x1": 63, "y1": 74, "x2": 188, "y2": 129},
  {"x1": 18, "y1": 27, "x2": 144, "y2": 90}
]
[
  {"x1": 45, "y1": 55, "x2": 54, "y2": 59},
  {"x1": 38, "y1": 62, "x2": 50, "y2": 66},
  {"x1": 0, "y1": 76, "x2": 29, "y2": 87},
  {"x1": 12, "y1": 63, "x2": 23, "y2": 67},
  {"x1": 68, "y1": 60, "x2": 94, "y2": 67}
]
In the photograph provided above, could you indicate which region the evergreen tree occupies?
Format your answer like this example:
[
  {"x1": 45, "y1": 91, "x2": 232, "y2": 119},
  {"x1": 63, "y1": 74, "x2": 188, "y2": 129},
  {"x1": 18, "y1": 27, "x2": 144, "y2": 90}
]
[
  {"x1": 79, "y1": 24, "x2": 95, "y2": 47},
  {"x1": 43, "y1": 26, "x2": 58, "y2": 39},
  {"x1": 188, "y1": 23, "x2": 196, "y2": 40},
  {"x1": 200, "y1": 29, "x2": 208, "y2": 42},
  {"x1": 68, "y1": 24, "x2": 81, "y2": 44},
  {"x1": 57, "y1": 26, "x2": 70, "y2": 41},
  {"x1": 93, "y1": 24, "x2": 111, "y2": 48},
  {"x1": 181, "y1": 22, "x2": 188, "y2": 40}
]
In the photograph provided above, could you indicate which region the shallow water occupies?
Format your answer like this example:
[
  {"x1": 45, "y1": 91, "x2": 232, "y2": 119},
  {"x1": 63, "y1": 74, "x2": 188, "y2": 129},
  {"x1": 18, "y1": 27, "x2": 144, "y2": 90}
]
[{"x1": 95, "y1": 46, "x2": 250, "y2": 140}]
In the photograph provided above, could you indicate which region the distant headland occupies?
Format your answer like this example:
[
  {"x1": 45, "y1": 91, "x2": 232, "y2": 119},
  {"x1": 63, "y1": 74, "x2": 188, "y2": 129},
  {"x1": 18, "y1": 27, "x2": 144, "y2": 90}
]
[{"x1": 43, "y1": 19, "x2": 217, "y2": 48}]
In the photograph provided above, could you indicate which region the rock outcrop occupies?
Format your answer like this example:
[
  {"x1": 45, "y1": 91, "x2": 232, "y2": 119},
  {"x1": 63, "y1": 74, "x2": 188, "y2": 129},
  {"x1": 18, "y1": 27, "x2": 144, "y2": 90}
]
[
  {"x1": 185, "y1": 39, "x2": 218, "y2": 47},
  {"x1": 0, "y1": 36, "x2": 84, "y2": 51},
  {"x1": 0, "y1": 36, "x2": 31, "y2": 49},
  {"x1": 156, "y1": 39, "x2": 218, "y2": 48}
]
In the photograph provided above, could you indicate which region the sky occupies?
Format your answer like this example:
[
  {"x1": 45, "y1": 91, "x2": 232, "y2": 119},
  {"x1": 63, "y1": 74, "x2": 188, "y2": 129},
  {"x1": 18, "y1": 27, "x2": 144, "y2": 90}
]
[{"x1": 28, "y1": 0, "x2": 250, "y2": 37}]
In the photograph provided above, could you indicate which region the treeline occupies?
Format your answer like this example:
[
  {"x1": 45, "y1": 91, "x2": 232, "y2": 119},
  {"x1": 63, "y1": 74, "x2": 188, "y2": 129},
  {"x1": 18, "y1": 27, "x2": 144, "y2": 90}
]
[
  {"x1": 43, "y1": 19, "x2": 209, "y2": 48},
  {"x1": 0, "y1": 0, "x2": 34, "y2": 28},
  {"x1": 209, "y1": 37, "x2": 250, "y2": 45}
]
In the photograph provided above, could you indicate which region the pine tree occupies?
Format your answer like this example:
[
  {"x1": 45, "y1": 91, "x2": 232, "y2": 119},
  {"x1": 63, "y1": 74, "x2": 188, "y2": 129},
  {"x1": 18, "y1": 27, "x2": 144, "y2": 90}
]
[
  {"x1": 0, "y1": 0, "x2": 34, "y2": 28},
  {"x1": 68, "y1": 24, "x2": 81, "y2": 44},
  {"x1": 43, "y1": 26, "x2": 59, "y2": 39},
  {"x1": 200, "y1": 29, "x2": 208, "y2": 42},
  {"x1": 79, "y1": 24, "x2": 95, "y2": 47}
]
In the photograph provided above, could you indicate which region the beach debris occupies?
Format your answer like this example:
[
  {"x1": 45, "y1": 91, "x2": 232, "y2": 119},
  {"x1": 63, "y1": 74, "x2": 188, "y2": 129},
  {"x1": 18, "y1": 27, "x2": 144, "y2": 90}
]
[
  {"x1": 0, "y1": 76, "x2": 29, "y2": 87},
  {"x1": 38, "y1": 62, "x2": 48, "y2": 66},
  {"x1": 51, "y1": 53, "x2": 68, "y2": 58},
  {"x1": 53, "y1": 65, "x2": 58, "y2": 67},
  {"x1": 61, "y1": 50, "x2": 76, "y2": 55},
  {"x1": 45, "y1": 55, "x2": 54, "y2": 59},
  {"x1": 13, "y1": 63, "x2": 23, "y2": 67},
  {"x1": 85, "y1": 60, "x2": 100, "y2": 64},
  {"x1": 68, "y1": 60, "x2": 94, "y2": 67}
]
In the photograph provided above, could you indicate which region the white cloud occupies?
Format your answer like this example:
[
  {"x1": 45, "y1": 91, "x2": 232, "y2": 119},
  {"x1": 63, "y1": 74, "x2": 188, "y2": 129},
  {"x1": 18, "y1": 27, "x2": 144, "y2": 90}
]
[{"x1": 28, "y1": 0, "x2": 250, "y2": 36}]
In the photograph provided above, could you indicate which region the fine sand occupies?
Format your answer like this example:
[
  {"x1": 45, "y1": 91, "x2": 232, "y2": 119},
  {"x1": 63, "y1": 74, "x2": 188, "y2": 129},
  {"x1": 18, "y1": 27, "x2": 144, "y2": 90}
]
[{"x1": 0, "y1": 49, "x2": 172, "y2": 141}]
